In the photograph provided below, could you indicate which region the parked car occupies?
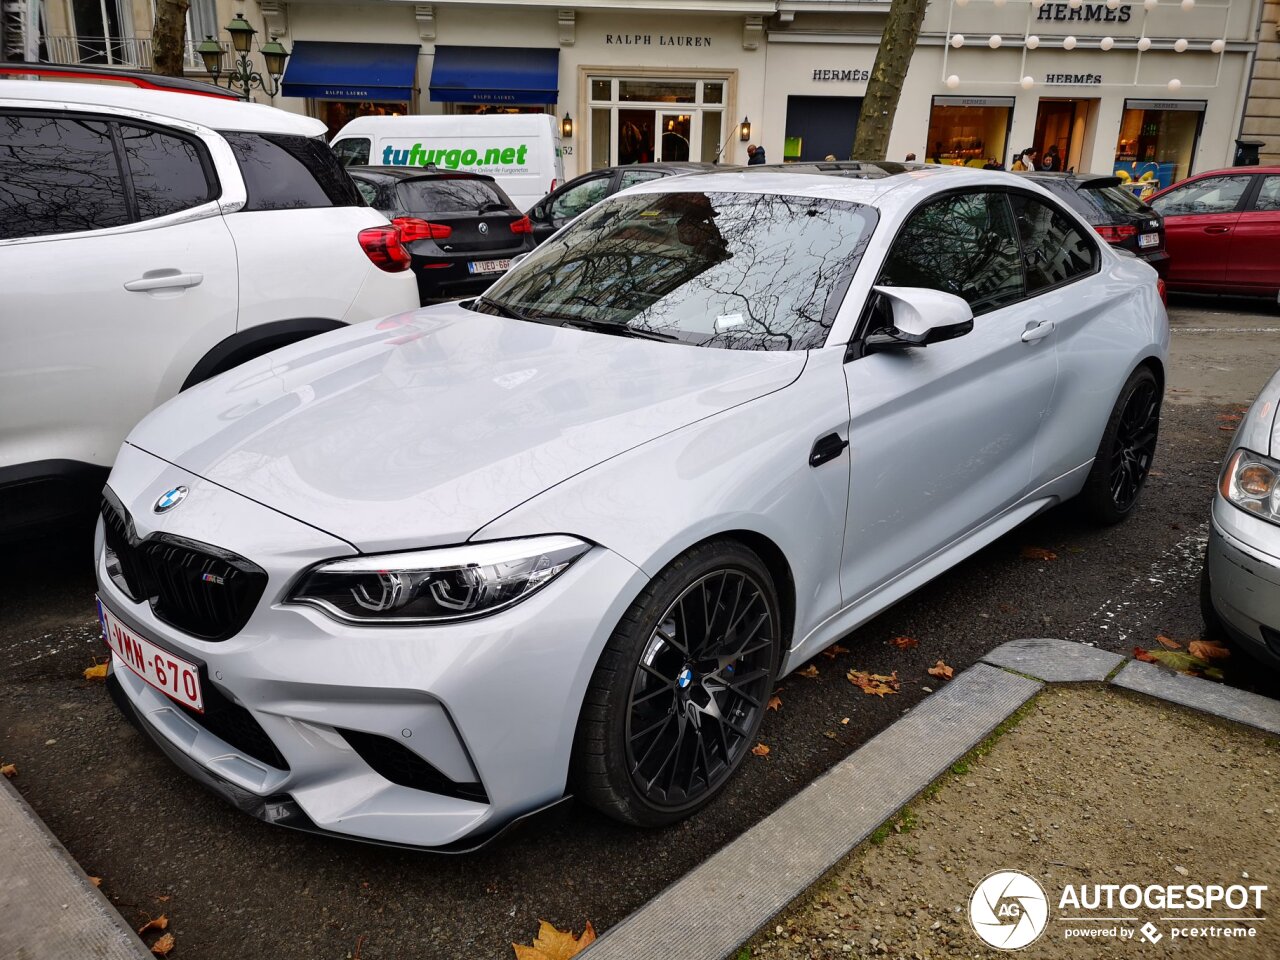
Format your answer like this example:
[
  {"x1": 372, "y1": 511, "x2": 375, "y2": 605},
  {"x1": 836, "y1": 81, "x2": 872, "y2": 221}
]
[
  {"x1": 331, "y1": 114, "x2": 565, "y2": 212},
  {"x1": 1148, "y1": 166, "x2": 1280, "y2": 299},
  {"x1": 1018, "y1": 172, "x2": 1169, "y2": 277},
  {"x1": 0, "y1": 80, "x2": 419, "y2": 539},
  {"x1": 347, "y1": 166, "x2": 535, "y2": 304},
  {"x1": 1203, "y1": 365, "x2": 1280, "y2": 670},
  {"x1": 527, "y1": 162, "x2": 720, "y2": 244},
  {"x1": 96, "y1": 166, "x2": 1166, "y2": 850}
]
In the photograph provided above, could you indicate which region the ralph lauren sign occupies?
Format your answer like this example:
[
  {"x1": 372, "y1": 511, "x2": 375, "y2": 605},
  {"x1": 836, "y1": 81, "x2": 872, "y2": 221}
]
[{"x1": 605, "y1": 34, "x2": 713, "y2": 46}]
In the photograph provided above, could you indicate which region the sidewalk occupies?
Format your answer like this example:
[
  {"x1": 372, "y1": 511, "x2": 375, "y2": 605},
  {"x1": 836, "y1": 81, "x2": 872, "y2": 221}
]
[{"x1": 747, "y1": 684, "x2": 1280, "y2": 959}]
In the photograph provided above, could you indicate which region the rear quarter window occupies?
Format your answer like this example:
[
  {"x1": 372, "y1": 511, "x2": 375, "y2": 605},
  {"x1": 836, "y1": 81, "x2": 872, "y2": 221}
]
[
  {"x1": 396, "y1": 178, "x2": 513, "y2": 215},
  {"x1": 222, "y1": 132, "x2": 361, "y2": 211}
]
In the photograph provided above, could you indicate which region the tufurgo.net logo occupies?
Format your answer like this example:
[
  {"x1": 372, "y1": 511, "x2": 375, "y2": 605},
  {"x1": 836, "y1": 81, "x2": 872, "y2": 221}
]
[{"x1": 381, "y1": 142, "x2": 530, "y2": 171}]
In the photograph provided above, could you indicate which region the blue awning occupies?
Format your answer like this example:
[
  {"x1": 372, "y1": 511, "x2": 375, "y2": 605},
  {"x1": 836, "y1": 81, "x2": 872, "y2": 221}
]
[
  {"x1": 429, "y1": 45, "x2": 559, "y2": 104},
  {"x1": 281, "y1": 41, "x2": 419, "y2": 102}
]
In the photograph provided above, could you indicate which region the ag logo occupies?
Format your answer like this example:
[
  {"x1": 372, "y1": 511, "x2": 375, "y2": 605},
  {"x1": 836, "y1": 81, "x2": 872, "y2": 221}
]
[{"x1": 969, "y1": 870, "x2": 1049, "y2": 950}]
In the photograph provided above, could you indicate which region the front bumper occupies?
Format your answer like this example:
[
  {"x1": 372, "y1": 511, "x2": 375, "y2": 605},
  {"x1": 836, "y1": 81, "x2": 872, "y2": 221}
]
[
  {"x1": 1206, "y1": 496, "x2": 1280, "y2": 669},
  {"x1": 97, "y1": 444, "x2": 648, "y2": 849}
]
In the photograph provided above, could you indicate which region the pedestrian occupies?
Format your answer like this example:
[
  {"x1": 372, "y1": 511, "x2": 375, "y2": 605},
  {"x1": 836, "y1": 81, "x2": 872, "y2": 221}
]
[
  {"x1": 1021, "y1": 147, "x2": 1039, "y2": 171},
  {"x1": 824, "y1": 153, "x2": 837, "y2": 161},
  {"x1": 905, "y1": 152, "x2": 917, "y2": 161},
  {"x1": 747, "y1": 143, "x2": 766, "y2": 165},
  {"x1": 1011, "y1": 151, "x2": 1027, "y2": 170},
  {"x1": 1042, "y1": 144, "x2": 1061, "y2": 171}
]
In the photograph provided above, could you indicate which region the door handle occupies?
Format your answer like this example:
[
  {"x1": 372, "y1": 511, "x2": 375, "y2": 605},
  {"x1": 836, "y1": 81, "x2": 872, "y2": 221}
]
[
  {"x1": 1021, "y1": 319, "x2": 1055, "y2": 343},
  {"x1": 123, "y1": 270, "x2": 203, "y2": 292},
  {"x1": 809, "y1": 433, "x2": 848, "y2": 468},
  {"x1": 1203, "y1": 225, "x2": 1231, "y2": 235}
]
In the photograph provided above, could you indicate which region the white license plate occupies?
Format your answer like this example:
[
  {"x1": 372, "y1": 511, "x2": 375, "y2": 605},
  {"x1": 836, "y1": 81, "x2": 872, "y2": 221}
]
[
  {"x1": 98, "y1": 599, "x2": 203, "y2": 712},
  {"x1": 1139, "y1": 233, "x2": 1160, "y2": 249},
  {"x1": 467, "y1": 259, "x2": 510, "y2": 275}
]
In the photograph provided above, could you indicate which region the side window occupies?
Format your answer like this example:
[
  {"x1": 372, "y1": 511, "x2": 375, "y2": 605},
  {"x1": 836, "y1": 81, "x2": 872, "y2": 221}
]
[
  {"x1": 0, "y1": 112, "x2": 130, "y2": 239},
  {"x1": 332, "y1": 137, "x2": 371, "y2": 167},
  {"x1": 118, "y1": 123, "x2": 215, "y2": 220},
  {"x1": 1251, "y1": 176, "x2": 1280, "y2": 213},
  {"x1": 221, "y1": 132, "x2": 362, "y2": 211},
  {"x1": 618, "y1": 169, "x2": 666, "y2": 189},
  {"x1": 551, "y1": 176, "x2": 610, "y2": 221},
  {"x1": 877, "y1": 191, "x2": 1024, "y2": 315},
  {"x1": 352, "y1": 179, "x2": 379, "y2": 206},
  {"x1": 1008, "y1": 193, "x2": 1098, "y2": 293},
  {"x1": 1149, "y1": 175, "x2": 1252, "y2": 217}
]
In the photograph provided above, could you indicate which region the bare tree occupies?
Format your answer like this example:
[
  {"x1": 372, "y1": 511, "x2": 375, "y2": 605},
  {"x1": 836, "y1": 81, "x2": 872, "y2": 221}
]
[
  {"x1": 851, "y1": 0, "x2": 930, "y2": 161},
  {"x1": 151, "y1": 0, "x2": 190, "y2": 77}
]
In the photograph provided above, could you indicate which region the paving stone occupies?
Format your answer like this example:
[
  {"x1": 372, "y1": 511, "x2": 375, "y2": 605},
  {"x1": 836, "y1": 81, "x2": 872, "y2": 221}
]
[
  {"x1": 982, "y1": 637, "x2": 1125, "y2": 683},
  {"x1": 1111, "y1": 659, "x2": 1280, "y2": 737}
]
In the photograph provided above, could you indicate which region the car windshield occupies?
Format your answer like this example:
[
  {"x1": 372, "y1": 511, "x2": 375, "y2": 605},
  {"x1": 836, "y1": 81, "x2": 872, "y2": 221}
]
[
  {"x1": 397, "y1": 178, "x2": 510, "y2": 215},
  {"x1": 1082, "y1": 185, "x2": 1151, "y2": 219},
  {"x1": 472, "y1": 190, "x2": 877, "y2": 351}
]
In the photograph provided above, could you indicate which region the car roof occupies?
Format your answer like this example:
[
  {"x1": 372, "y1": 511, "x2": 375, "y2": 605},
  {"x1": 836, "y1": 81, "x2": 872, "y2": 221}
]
[
  {"x1": 0, "y1": 79, "x2": 326, "y2": 137},
  {"x1": 1179, "y1": 165, "x2": 1280, "y2": 177},
  {"x1": 347, "y1": 165, "x2": 497, "y2": 183},
  {"x1": 1016, "y1": 172, "x2": 1124, "y2": 190}
]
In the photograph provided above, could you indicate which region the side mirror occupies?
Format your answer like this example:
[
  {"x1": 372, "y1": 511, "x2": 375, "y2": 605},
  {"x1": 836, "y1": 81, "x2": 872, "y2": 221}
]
[{"x1": 864, "y1": 286, "x2": 974, "y2": 352}]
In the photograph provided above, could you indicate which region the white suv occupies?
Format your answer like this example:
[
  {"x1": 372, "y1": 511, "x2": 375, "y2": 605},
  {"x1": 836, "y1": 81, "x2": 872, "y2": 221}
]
[{"x1": 0, "y1": 80, "x2": 418, "y2": 537}]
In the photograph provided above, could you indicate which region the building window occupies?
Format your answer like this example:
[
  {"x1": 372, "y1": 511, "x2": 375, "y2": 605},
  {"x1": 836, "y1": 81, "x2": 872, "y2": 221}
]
[
  {"x1": 926, "y1": 96, "x2": 1015, "y2": 169},
  {"x1": 1114, "y1": 100, "x2": 1206, "y2": 197},
  {"x1": 69, "y1": 0, "x2": 133, "y2": 65},
  {"x1": 446, "y1": 104, "x2": 553, "y2": 116},
  {"x1": 587, "y1": 76, "x2": 728, "y2": 169},
  {"x1": 315, "y1": 101, "x2": 408, "y2": 142}
]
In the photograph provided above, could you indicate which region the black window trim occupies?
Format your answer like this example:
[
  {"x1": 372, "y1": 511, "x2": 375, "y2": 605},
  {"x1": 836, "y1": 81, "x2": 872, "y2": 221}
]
[
  {"x1": 1241, "y1": 173, "x2": 1269, "y2": 214},
  {"x1": 848, "y1": 184, "x2": 1102, "y2": 360},
  {"x1": 0, "y1": 107, "x2": 222, "y2": 241}
]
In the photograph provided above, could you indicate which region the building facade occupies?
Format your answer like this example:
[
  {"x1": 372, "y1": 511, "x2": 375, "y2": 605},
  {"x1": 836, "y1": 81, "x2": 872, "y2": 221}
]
[{"x1": 13, "y1": 0, "x2": 1272, "y2": 186}]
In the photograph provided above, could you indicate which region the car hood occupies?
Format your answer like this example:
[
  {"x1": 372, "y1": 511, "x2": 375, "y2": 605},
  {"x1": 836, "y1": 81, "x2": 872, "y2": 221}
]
[{"x1": 127, "y1": 304, "x2": 806, "y2": 552}]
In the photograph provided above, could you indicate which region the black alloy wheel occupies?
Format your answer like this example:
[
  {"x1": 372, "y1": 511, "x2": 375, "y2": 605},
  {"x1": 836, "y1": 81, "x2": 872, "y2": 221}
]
[
  {"x1": 572, "y1": 540, "x2": 781, "y2": 827},
  {"x1": 1081, "y1": 365, "x2": 1162, "y2": 524}
]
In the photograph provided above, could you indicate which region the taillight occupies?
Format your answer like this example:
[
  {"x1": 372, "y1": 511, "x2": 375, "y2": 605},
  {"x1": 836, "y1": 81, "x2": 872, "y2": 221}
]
[
  {"x1": 392, "y1": 216, "x2": 452, "y2": 241},
  {"x1": 358, "y1": 226, "x2": 411, "y2": 272},
  {"x1": 1157, "y1": 278, "x2": 1167, "y2": 306},
  {"x1": 1095, "y1": 224, "x2": 1138, "y2": 244},
  {"x1": 510, "y1": 215, "x2": 533, "y2": 234},
  {"x1": 550, "y1": 179, "x2": 557, "y2": 192}
]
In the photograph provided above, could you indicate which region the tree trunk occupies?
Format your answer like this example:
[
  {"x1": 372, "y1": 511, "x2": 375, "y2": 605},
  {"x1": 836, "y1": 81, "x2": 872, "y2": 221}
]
[
  {"x1": 851, "y1": 0, "x2": 930, "y2": 161},
  {"x1": 151, "y1": 0, "x2": 190, "y2": 77}
]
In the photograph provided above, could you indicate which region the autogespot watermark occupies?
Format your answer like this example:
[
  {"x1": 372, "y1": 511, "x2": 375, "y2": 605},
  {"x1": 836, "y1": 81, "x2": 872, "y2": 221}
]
[{"x1": 967, "y1": 869, "x2": 1268, "y2": 949}]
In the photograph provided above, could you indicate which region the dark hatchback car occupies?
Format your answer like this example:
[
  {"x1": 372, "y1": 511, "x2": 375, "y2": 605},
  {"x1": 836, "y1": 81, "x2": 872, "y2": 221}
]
[
  {"x1": 528, "y1": 162, "x2": 721, "y2": 244},
  {"x1": 347, "y1": 166, "x2": 535, "y2": 303},
  {"x1": 1019, "y1": 172, "x2": 1168, "y2": 276}
]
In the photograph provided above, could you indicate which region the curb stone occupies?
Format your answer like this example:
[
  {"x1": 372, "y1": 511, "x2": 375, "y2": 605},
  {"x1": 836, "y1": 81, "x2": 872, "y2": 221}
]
[
  {"x1": 1, "y1": 773, "x2": 152, "y2": 960},
  {"x1": 582, "y1": 638, "x2": 1280, "y2": 960}
]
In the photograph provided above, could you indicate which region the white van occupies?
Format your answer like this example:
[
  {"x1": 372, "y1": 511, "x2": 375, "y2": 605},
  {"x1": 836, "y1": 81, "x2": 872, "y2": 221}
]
[{"x1": 331, "y1": 114, "x2": 565, "y2": 212}]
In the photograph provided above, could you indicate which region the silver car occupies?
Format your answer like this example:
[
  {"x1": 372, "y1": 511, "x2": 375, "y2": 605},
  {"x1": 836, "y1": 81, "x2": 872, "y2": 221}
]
[
  {"x1": 1205, "y1": 368, "x2": 1280, "y2": 670},
  {"x1": 96, "y1": 166, "x2": 1168, "y2": 850}
]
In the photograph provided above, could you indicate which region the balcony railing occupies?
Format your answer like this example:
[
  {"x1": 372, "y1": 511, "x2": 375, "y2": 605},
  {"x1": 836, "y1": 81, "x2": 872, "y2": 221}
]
[{"x1": 40, "y1": 35, "x2": 227, "y2": 71}]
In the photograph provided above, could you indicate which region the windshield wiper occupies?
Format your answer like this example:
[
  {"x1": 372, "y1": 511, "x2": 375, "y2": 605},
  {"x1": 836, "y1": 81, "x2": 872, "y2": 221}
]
[
  {"x1": 474, "y1": 295, "x2": 539, "y2": 324},
  {"x1": 555, "y1": 317, "x2": 685, "y2": 343}
]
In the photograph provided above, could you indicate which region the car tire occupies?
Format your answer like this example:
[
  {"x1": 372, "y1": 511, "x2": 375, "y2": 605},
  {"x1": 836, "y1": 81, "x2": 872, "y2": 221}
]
[
  {"x1": 1080, "y1": 365, "x2": 1162, "y2": 525},
  {"x1": 571, "y1": 539, "x2": 782, "y2": 828}
]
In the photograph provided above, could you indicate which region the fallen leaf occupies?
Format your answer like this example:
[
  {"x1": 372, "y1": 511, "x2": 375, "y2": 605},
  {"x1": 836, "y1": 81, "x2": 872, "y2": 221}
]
[
  {"x1": 156, "y1": 896, "x2": 171, "y2": 903},
  {"x1": 823, "y1": 730, "x2": 838, "y2": 740},
  {"x1": 1219, "y1": 425, "x2": 1237, "y2": 432},
  {"x1": 1, "y1": 763, "x2": 15, "y2": 779},
  {"x1": 1149, "y1": 470, "x2": 1165, "y2": 478},
  {"x1": 1142, "y1": 648, "x2": 1224, "y2": 681},
  {"x1": 137, "y1": 916, "x2": 168, "y2": 935},
  {"x1": 847, "y1": 669, "x2": 900, "y2": 697},
  {"x1": 751, "y1": 743, "x2": 770, "y2": 757},
  {"x1": 150, "y1": 934, "x2": 175, "y2": 957},
  {"x1": 1155, "y1": 634, "x2": 1182, "y2": 650},
  {"x1": 840, "y1": 717, "x2": 850, "y2": 725},
  {"x1": 1020, "y1": 546, "x2": 1058, "y2": 562},
  {"x1": 766, "y1": 695, "x2": 782, "y2": 712},
  {"x1": 927, "y1": 660, "x2": 955, "y2": 681},
  {"x1": 1217, "y1": 413, "x2": 1242, "y2": 423},
  {"x1": 512, "y1": 921, "x2": 596, "y2": 960},
  {"x1": 1188, "y1": 640, "x2": 1231, "y2": 661},
  {"x1": 889, "y1": 636, "x2": 919, "y2": 650},
  {"x1": 821, "y1": 644, "x2": 850, "y2": 660},
  {"x1": 88, "y1": 876, "x2": 102, "y2": 887},
  {"x1": 796, "y1": 664, "x2": 819, "y2": 679},
  {"x1": 83, "y1": 663, "x2": 108, "y2": 681},
  {"x1": 1133, "y1": 647, "x2": 1159, "y2": 663}
]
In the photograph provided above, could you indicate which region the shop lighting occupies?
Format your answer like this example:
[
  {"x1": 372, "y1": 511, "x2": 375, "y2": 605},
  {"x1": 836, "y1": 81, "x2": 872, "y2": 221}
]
[
  {"x1": 1174, "y1": 38, "x2": 1189, "y2": 52},
  {"x1": 1168, "y1": 78, "x2": 1182, "y2": 91},
  {"x1": 950, "y1": 34, "x2": 965, "y2": 48},
  {"x1": 1025, "y1": 34, "x2": 1040, "y2": 48},
  {"x1": 1100, "y1": 36, "x2": 1115, "y2": 50},
  {"x1": 989, "y1": 34, "x2": 1002, "y2": 48},
  {"x1": 1020, "y1": 76, "x2": 1035, "y2": 89},
  {"x1": 561, "y1": 113, "x2": 573, "y2": 138},
  {"x1": 1212, "y1": 38, "x2": 1226, "y2": 53},
  {"x1": 739, "y1": 117, "x2": 751, "y2": 141},
  {"x1": 945, "y1": 74, "x2": 960, "y2": 89},
  {"x1": 1138, "y1": 36, "x2": 1152, "y2": 51},
  {"x1": 1063, "y1": 35, "x2": 1078, "y2": 49}
]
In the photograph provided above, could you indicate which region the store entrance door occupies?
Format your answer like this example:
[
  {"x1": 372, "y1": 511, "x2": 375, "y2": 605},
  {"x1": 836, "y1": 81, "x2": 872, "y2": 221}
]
[
  {"x1": 784, "y1": 96, "x2": 862, "y2": 162},
  {"x1": 1033, "y1": 98, "x2": 1098, "y2": 173}
]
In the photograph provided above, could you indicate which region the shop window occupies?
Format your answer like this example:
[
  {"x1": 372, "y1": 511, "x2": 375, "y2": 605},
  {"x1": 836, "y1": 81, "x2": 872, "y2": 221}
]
[
  {"x1": 619, "y1": 80, "x2": 696, "y2": 104},
  {"x1": 1008, "y1": 193, "x2": 1098, "y2": 293},
  {"x1": 316, "y1": 101, "x2": 408, "y2": 142},
  {"x1": 588, "y1": 75, "x2": 731, "y2": 168},
  {"x1": 926, "y1": 98, "x2": 1014, "y2": 169},
  {"x1": 1114, "y1": 102, "x2": 1205, "y2": 195},
  {"x1": 878, "y1": 192, "x2": 1023, "y2": 315}
]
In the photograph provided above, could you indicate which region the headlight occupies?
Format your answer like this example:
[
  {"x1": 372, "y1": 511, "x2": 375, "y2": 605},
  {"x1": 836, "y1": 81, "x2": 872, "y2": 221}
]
[
  {"x1": 1220, "y1": 448, "x2": 1280, "y2": 524},
  {"x1": 289, "y1": 535, "x2": 590, "y2": 624}
]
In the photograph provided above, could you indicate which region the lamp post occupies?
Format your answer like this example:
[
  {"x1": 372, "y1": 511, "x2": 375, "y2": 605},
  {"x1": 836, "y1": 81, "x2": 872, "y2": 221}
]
[{"x1": 196, "y1": 12, "x2": 289, "y2": 101}]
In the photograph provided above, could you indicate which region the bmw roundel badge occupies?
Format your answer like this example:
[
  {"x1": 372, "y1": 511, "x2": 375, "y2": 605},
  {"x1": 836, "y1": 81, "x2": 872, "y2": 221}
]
[
  {"x1": 478, "y1": 222, "x2": 489, "y2": 235},
  {"x1": 153, "y1": 485, "x2": 189, "y2": 513}
]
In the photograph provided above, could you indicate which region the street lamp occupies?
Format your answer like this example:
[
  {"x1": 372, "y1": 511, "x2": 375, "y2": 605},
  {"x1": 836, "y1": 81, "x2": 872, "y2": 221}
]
[{"x1": 201, "y1": 11, "x2": 289, "y2": 101}]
